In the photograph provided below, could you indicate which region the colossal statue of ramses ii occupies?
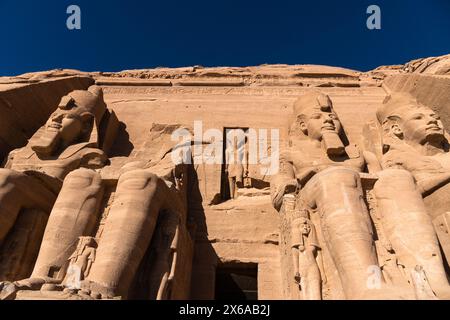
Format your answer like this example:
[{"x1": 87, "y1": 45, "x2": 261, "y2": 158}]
[
  {"x1": 1, "y1": 115, "x2": 191, "y2": 300},
  {"x1": 270, "y1": 91, "x2": 384, "y2": 299},
  {"x1": 368, "y1": 93, "x2": 450, "y2": 299},
  {"x1": 0, "y1": 85, "x2": 120, "y2": 297}
]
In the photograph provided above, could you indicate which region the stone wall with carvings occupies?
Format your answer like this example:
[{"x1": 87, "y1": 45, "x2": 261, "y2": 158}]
[{"x1": 0, "y1": 55, "x2": 450, "y2": 300}]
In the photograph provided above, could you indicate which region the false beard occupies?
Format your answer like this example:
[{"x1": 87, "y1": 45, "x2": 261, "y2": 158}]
[
  {"x1": 31, "y1": 130, "x2": 61, "y2": 156},
  {"x1": 322, "y1": 131, "x2": 345, "y2": 156}
]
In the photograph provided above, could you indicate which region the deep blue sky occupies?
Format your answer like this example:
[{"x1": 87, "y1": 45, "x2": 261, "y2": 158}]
[{"x1": 0, "y1": 0, "x2": 449, "y2": 75}]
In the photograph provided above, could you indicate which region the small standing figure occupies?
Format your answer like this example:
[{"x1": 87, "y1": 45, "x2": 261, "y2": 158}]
[
  {"x1": 225, "y1": 133, "x2": 249, "y2": 200},
  {"x1": 63, "y1": 237, "x2": 97, "y2": 290},
  {"x1": 291, "y1": 215, "x2": 322, "y2": 300}
]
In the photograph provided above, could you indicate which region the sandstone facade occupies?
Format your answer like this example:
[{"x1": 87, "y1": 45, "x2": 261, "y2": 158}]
[{"x1": 0, "y1": 55, "x2": 449, "y2": 300}]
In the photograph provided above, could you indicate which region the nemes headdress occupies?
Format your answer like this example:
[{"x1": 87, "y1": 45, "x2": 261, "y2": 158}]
[
  {"x1": 293, "y1": 91, "x2": 333, "y2": 119},
  {"x1": 376, "y1": 93, "x2": 423, "y2": 125},
  {"x1": 58, "y1": 85, "x2": 107, "y2": 124}
]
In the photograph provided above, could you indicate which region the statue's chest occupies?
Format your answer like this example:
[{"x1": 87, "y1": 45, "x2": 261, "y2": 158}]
[
  {"x1": 430, "y1": 153, "x2": 450, "y2": 171},
  {"x1": 290, "y1": 150, "x2": 325, "y2": 166},
  {"x1": 393, "y1": 154, "x2": 446, "y2": 177},
  {"x1": 291, "y1": 150, "x2": 360, "y2": 169}
]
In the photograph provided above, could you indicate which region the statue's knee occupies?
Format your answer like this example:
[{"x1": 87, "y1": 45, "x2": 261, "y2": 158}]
[
  {"x1": 118, "y1": 170, "x2": 159, "y2": 191},
  {"x1": 378, "y1": 168, "x2": 413, "y2": 181},
  {"x1": 0, "y1": 169, "x2": 19, "y2": 188},
  {"x1": 374, "y1": 169, "x2": 415, "y2": 195},
  {"x1": 317, "y1": 168, "x2": 359, "y2": 189},
  {"x1": 64, "y1": 168, "x2": 102, "y2": 189}
]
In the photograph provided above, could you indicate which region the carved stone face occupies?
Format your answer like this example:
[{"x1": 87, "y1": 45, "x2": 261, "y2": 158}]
[
  {"x1": 46, "y1": 109, "x2": 83, "y2": 142},
  {"x1": 301, "y1": 221, "x2": 311, "y2": 235},
  {"x1": 299, "y1": 107, "x2": 343, "y2": 141},
  {"x1": 293, "y1": 217, "x2": 311, "y2": 235},
  {"x1": 399, "y1": 106, "x2": 444, "y2": 144},
  {"x1": 31, "y1": 97, "x2": 92, "y2": 156}
]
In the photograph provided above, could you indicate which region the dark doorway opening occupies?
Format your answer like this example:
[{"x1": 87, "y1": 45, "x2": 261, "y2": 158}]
[{"x1": 215, "y1": 262, "x2": 258, "y2": 300}]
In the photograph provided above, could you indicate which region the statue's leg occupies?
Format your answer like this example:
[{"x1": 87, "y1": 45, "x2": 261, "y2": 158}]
[
  {"x1": 0, "y1": 208, "x2": 49, "y2": 282},
  {"x1": 299, "y1": 251, "x2": 322, "y2": 300},
  {"x1": 31, "y1": 168, "x2": 104, "y2": 280},
  {"x1": 374, "y1": 169, "x2": 450, "y2": 298},
  {"x1": 228, "y1": 177, "x2": 236, "y2": 199},
  {"x1": 86, "y1": 169, "x2": 184, "y2": 299},
  {"x1": 291, "y1": 247, "x2": 300, "y2": 283},
  {"x1": 0, "y1": 169, "x2": 55, "y2": 246},
  {"x1": 303, "y1": 167, "x2": 378, "y2": 299}
]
